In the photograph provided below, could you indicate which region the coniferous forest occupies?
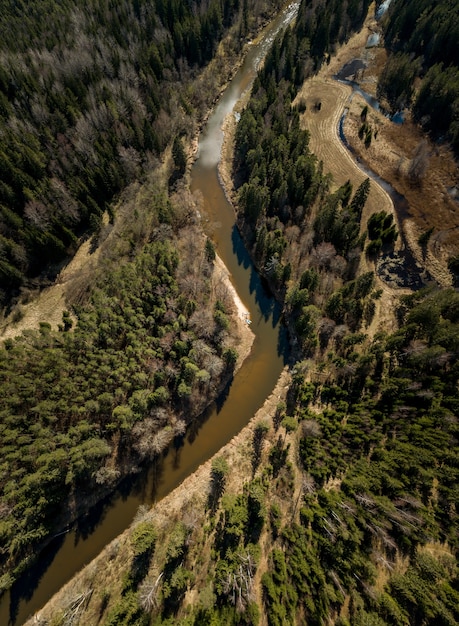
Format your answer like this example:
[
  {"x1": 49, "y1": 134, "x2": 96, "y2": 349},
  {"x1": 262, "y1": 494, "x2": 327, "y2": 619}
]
[
  {"x1": 0, "y1": 0, "x2": 458, "y2": 625},
  {"x1": 0, "y1": 0, "x2": 277, "y2": 301},
  {"x1": 0, "y1": 0, "x2": 284, "y2": 597},
  {"x1": 377, "y1": 0, "x2": 459, "y2": 154},
  {"x1": 227, "y1": 0, "x2": 459, "y2": 623}
]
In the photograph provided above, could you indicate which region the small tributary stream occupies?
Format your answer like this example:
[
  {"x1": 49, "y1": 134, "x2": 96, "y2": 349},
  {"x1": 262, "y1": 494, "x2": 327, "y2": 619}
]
[
  {"x1": 0, "y1": 3, "x2": 299, "y2": 625},
  {"x1": 335, "y1": 81, "x2": 430, "y2": 289}
]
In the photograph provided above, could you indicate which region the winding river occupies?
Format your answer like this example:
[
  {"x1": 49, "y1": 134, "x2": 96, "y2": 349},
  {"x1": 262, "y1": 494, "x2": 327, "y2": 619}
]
[{"x1": 0, "y1": 4, "x2": 299, "y2": 625}]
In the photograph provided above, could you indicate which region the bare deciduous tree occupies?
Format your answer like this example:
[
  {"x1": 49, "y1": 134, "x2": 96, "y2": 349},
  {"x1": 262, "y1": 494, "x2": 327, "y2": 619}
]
[
  {"x1": 222, "y1": 550, "x2": 257, "y2": 613},
  {"x1": 24, "y1": 200, "x2": 51, "y2": 230},
  {"x1": 139, "y1": 572, "x2": 163, "y2": 612},
  {"x1": 318, "y1": 317, "x2": 336, "y2": 349},
  {"x1": 310, "y1": 242, "x2": 337, "y2": 270},
  {"x1": 301, "y1": 419, "x2": 322, "y2": 439},
  {"x1": 61, "y1": 588, "x2": 93, "y2": 626},
  {"x1": 132, "y1": 421, "x2": 175, "y2": 460},
  {"x1": 408, "y1": 140, "x2": 429, "y2": 181}
]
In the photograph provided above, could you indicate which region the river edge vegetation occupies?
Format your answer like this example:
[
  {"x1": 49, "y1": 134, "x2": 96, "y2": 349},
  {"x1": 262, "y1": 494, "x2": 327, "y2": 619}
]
[
  {"x1": 0, "y1": 0, "x2": 283, "y2": 305},
  {"x1": 3, "y1": 0, "x2": 459, "y2": 625},
  {"x1": 0, "y1": 0, "x2": 286, "y2": 598}
]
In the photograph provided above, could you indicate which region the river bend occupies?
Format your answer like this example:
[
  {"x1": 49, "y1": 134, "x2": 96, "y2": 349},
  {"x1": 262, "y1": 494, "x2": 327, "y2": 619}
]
[{"x1": 1, "y1": 4, "x2": 298, "y2": 624}]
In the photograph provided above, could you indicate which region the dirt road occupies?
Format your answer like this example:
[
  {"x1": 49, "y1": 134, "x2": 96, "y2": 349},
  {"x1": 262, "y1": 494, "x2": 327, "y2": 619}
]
[{"x1": 298, "y1": 77, "x2": 395, "y2": 235}]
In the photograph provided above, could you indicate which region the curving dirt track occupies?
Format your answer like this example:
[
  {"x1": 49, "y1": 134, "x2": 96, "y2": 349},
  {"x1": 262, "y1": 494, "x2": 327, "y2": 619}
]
[
  {"x1": 295, "y1": 74, "x2": 406, "y2": 335},
  {"x1": 297, "y1": 77, "x2": 396, "y2": 242},
  {"x1": 295, "y1": 1, "x2": 457, "y2": 292}
]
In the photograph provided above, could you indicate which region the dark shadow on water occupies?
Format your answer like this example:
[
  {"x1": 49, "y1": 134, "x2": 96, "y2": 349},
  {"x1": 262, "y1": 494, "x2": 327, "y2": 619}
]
[
  {"x1": 232, "y1": 224, "x2": 252, "y2": 271},
  {"x1": 184, "y1": 374, "x2": 233, "y2": 447},
  {"x1": 172, "y1": 434, "x2": 185, "y2": 470},
  {"x1": 277, "y1": 321, "x2": 291, "y2": 364},
  {"x1": 258, "y1": 274, "x2": 284, "y2": 329},
  {"x1": 147, "y1": 455, "x2": 165, "y2": 502},
  {"x1": 7, "y1": 533, "x2": 66, "y2": 625},
  {"x1": 230, "y1": 225, "x2": 289, "y2": 363},
  {"x1": 73, "y1": 466, "x2": 153, "y2": 543},
  {"x1": 6, "y1": 472, "x2": 148, "y2": 624},
  {"x1": 186, "y1": 402, "x2": 214, "y2": 446},
  {"x1": 215, "y1": 376, "x2": 234, "y2": 413},
  {"x1": 74, "y1": 496, "x2": 110, "y2": 543},
  {"x1": 231, "y1": 225, "x2": 282, "y2": 323},
  {"x1": 249, "y1": 269, "x2": 280, "y2": 324}
]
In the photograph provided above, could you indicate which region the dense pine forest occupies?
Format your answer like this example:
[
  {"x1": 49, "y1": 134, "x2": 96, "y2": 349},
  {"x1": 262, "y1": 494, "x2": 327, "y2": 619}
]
[
  {"x1": 1, "y1": 0, "x2": 458, "y2": 624},
  {"x1": 227, "y1": 0, "x2": 459, "y2": 623},
  {"x1": 0, "y1": 0, "x2": 285, "y2": 598},
  {"x1": 0, "y1": 192, "x2": 242, "y2": 591},
  {"x1": 377, "y1": 0, "x2": 459, "y2": 154},
  {"x1": 0, "y1": 0, "x2": 280, "y2": 302},
  {"x1": 234, "y1": 0, "x2": 377, "y2": 342},
  {"x1": 99, "y1": 289, "x2": 458, "y2": 626}
]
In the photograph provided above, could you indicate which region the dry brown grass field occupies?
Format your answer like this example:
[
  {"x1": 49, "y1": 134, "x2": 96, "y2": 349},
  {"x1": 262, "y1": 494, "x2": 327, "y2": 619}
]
[{"x1": 296, "y1": 3, "x2": 458, "y2": 289}]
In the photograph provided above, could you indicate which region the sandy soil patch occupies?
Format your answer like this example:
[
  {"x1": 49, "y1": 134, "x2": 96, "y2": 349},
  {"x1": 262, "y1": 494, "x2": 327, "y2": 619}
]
[
  {"x1": 214, "y1": 254, "x2": 250, "y2": 321},
  {"x1": 213, "y1": 253, "x2": 255, "y2": 367}
]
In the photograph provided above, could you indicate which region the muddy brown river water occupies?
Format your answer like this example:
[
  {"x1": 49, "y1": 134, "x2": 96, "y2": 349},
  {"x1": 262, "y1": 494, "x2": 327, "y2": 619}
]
[{"x1": 1, "y1": 3, "x2": 299, "y2": 624}]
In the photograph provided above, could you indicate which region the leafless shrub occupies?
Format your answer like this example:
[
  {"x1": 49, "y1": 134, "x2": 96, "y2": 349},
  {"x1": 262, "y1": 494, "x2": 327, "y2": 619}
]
[
  {"x1": 94, "y1": 466, "x2": 121, "y2": 486},
  {"x1": 118, "y1": 145, "x2": 141, "y2": 180},
  {"x1": 332, "y1": 324, "x2": 348, "y2": 345},
  {"x1": 329, "y1": 569, "x2": 345, "y2": 596},
  {"x1": 318, "y1": 317, "x2": 336, "y2": 349},
  {"x1": 222, "y1": 551, "x2": 257, "y2": 613},
  {"x1": 301, "y1": 419, "x2": 322, "y2": 439},
  {"x1": 173, "y1": 419, "x2": 187, "y2": 437},
  {"x1": 132, "y1": 422, "x2": 175, "y2": 460},
  {"x1": 133, "y1": 505, "x2": 151, "y2": 524},
  {"x1": 330, "y1": 254, "x2": 347, "y2": 277},
  {"x1": 50, "y1": 178, "x2": 80, "y2": 223},
  {"x1": 106, "y1": 539, "x2": 120, "y2": 561},
  {"x1": 302, "y1": 473, "x2": 316, "y2": 494},
  {"x1": 408, "y1": 140, "x2": 429, "y2": 181},
  {"x1": 404, "y1": 339, "x2": 427, "y2": 356},
  {"x1": 189, "y1": 308, "x2": 215, "y2": 339},
  {"x1": 285, "y1": 225, "x2": 300, "y2": 245},
  {"x1": 182, "y1": 507, "x2": 203, "y2": 535},
  {"x1": 24, "y1": 200, "x2": 51, "y2": 230},
  {"x1": 189, "y1": 339, "x2": 214, "y2": 368},
  {"x1": 394, "y1": 495, "x2": 423, "y2": 509},
  {"x1": 310, "y1": 242, "x2": 337, "y2": 270},
  {"x1": 375, "y1": 552, "x2": 394, "y2": 571},
  {"x1": 355, "y1": 493, "x2": 376, "y2": 509},
  {"x1": 339, "y1": 501, "x2": 356, "y2": 516}
]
